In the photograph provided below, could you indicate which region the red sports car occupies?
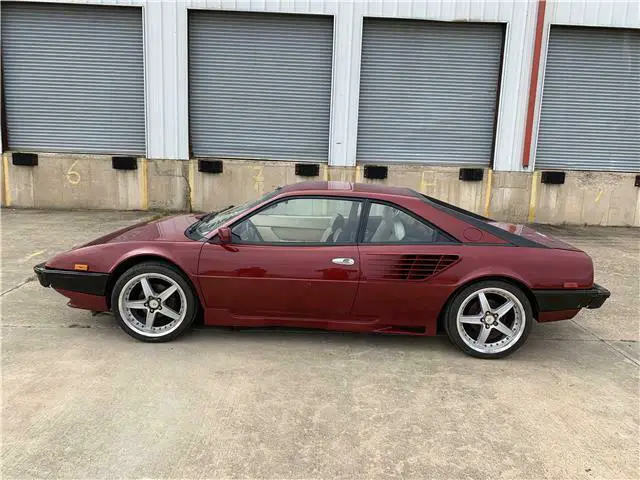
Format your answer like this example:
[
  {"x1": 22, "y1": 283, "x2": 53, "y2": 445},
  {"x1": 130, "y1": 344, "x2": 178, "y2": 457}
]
[{"x1": 34, "y1": 181, "x2": 609, "y2": 358}]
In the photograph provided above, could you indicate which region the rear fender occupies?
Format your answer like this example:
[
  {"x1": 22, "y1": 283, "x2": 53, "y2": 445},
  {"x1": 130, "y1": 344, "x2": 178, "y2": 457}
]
[{"x1": 436, "y1": 271, "x2": 540, "y2": 333}]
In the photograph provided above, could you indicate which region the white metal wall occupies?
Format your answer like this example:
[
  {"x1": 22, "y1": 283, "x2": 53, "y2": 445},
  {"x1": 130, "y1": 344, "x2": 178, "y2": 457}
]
[{"x1": 1, "y1": 0, "x2": 639, "y2": 172}]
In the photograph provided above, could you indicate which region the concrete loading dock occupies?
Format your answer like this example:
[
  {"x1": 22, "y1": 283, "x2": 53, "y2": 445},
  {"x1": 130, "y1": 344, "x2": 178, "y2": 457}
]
[{"x1": 2, "y1": 155, "x2": 639, "y2": 226}]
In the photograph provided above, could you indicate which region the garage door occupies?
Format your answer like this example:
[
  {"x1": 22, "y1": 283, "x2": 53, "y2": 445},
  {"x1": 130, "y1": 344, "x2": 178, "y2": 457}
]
[
  {"x1": 536, "y1": 27, "x2": 639, "y2": 172},
  {"x1": 1, "y1": 3, "x2": 145, "y2": 154},
  {"x1": 189, "y1": 11, "x2": 333, "y2": 162},
  {"x1": 357, "y1": 19, "x2": 504, "y2": 165}
]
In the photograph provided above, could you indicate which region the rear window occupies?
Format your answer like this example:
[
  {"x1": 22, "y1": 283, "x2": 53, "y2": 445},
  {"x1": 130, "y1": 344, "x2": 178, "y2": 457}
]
[
  {"x1": 416, "y1": 192, "x2": 493, "y2": 222},
  {"x1": 414, "y1": 191, "x2": 547, "y2": 248}
]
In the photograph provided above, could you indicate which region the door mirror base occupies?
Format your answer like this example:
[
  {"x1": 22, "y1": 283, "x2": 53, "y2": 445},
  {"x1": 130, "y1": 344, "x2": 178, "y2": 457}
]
[{"x1": 218, "y1": 227, "x2": 232, "y2": 244}]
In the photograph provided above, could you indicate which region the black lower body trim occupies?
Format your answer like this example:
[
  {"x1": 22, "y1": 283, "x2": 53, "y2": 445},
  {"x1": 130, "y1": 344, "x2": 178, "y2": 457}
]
[
  {"x1": 533, "y1": 284, "x2": 610, "y2": 311},
  {"x1": 34, "y1": 263, "x2": 108, "y2": 296}
]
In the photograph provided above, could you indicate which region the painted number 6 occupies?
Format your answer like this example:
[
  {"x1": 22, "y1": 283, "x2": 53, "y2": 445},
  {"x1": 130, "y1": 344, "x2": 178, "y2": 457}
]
[{"x1": 66, "y1": 160, "x2": 80, "y2": 185}]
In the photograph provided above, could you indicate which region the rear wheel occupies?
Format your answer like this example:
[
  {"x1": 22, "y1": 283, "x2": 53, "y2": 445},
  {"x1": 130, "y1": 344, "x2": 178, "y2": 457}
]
[
  {"x1": 111, "y1": 262, "x2": 197, "y2": 342},
  {"x1": 444, "y1": 280, "x2": 532, "y2": 359}
]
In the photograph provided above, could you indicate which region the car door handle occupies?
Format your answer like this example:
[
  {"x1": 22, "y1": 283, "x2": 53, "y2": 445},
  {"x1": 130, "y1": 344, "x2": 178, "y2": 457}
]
[{"x1": 332, "y1": 257, "x2": 355, "y2": 266}]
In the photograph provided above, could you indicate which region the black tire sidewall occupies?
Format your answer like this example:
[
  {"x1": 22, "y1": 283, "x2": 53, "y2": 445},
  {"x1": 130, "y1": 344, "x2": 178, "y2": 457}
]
[
  {"x1": 111, "y1": 262, "x2": 198, "y2": 343},
  {"x1": 444, "y1": 280, "x2": 533, "y2": 359}
]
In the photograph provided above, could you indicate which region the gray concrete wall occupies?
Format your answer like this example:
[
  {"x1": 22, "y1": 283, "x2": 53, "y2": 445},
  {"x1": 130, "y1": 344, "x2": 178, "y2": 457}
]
[
  {"x1": 2, "y1": 153, "x2": 143, "y2": 210},
  {"x1": 2, "y1": 153, "x2": 639, "y2": 226}
]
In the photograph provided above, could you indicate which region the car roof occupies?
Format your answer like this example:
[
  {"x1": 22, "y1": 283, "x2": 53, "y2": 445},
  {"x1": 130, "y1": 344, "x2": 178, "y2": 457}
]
[{"x1": 278, "y1": 181, "x2": 417, "y2": 199}]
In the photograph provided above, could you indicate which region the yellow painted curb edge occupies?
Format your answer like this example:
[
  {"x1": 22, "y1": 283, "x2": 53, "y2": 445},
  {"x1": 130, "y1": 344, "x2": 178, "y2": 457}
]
[
  {"x1": 2, "y1": 154, "x2": 12, "y2": 207},
  {"x1": 483, "y1": 169, "x2": 493, "y2": 218},
  {"x1": 528, "y1": 170, "x2": 541, "y2": 223}
]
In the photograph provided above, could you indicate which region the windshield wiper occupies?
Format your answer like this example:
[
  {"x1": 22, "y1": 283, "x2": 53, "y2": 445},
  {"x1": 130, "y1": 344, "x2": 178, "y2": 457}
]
[{"x1": 199, "y1": 205, "x2": 235, "y2": 223}]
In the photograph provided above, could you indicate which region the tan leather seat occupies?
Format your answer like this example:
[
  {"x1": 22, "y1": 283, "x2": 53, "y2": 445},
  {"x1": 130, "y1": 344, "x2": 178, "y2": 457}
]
[
  {"x1": 370, "y1": 208, "x2": 395, "y2": 242},
  {"x1": 320, "y1": 214, "x2": 345, "y2": 243},
  {"x1": 370, "y1": 207, "x2": 407, "y2": 242}
]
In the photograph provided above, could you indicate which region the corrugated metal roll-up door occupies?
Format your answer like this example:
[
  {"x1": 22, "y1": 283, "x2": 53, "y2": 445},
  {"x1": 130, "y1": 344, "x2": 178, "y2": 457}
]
[
  {"x1": 357, "y1": 19, "x2": 504, "y2": 165},
  {"x1": 189, "y1": 11, "x2": 333, "y2": 162},
  {"x1": 536, "y1": 27, "x2": 639, "y2": 172},
  {"x1": 1, "y1": 3, "x2": 145, "y2": 154}
]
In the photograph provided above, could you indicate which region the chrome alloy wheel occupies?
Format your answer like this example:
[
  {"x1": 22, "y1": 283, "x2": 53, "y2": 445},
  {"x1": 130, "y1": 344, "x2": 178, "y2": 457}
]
[
  {"x1": 117, "y1": 273, "x2": 187, "y2": 338},
  {"x1": 456, "y1": 287, "x2": 527, "y2": 355}
]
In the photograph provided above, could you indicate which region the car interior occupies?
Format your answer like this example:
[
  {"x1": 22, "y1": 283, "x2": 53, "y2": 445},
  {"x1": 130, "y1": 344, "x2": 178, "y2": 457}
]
[{"x1": 232, "y1": 198, "x2": 449, "y2": 244}]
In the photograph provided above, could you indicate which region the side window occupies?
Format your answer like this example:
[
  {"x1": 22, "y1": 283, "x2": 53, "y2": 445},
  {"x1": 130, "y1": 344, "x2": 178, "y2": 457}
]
[
  {"x1": 363, "y1": 202, "x2": 450, "y2": 244},
  {"x1": 232, "y1": 197, "x2": 362, "y2": 244}
]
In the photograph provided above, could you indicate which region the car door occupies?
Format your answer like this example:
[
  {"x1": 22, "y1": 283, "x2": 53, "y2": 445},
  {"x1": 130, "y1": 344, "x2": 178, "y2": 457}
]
[
  {"x1": 351, "y1": 200, "x2": 462, "y2": 328},
  {"x1": 198, "y1": 196, "x2": 364, "y2": 323}
]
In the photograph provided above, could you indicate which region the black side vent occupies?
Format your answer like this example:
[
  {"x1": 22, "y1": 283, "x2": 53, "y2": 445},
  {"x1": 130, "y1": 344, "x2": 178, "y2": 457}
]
[
  {"x1": 12, "y1": 152, "x2": 38, "y2": 166},
  {"x1": 295, "y1": 163, "x2": 320, "y2": 177},
  {"x1": 541, "y1": 171, "x2": 565, "y2": 185},
  {"x1": 635, "y1": 175, "x2": 640, "y2": 187},
  {"x1": 459, "y1": 168, "x2": 483, "y2": 181},
  {"x1": 364, "y1": 165, "x2": 388, "y2": 180},
  {"x1": 198, "y1": 159, "x2": 223, "y2": 174},
  {"x1": 112, "y1": 156, "x2": 137, "y2": 170},
  {"x1": 368, "y1": 254, "x2": 460, "y2": 281}
]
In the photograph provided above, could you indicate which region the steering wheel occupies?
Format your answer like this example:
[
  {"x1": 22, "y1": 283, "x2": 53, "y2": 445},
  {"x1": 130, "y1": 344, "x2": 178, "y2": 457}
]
[{"x1": 234, "y1": 219, "x2": 263, "y2": 242}]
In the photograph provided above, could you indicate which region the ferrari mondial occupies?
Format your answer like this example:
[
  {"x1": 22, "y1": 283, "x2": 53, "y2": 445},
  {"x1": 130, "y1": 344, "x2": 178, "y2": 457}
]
[{"x1": 35, "y1": 182, "x2": 609, "y2": 358}]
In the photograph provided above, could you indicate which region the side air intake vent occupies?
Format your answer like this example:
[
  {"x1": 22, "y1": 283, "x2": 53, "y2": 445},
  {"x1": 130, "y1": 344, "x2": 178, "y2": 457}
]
[{"x1": 368, "y1": 254, "x2": 459, "y2": 281}]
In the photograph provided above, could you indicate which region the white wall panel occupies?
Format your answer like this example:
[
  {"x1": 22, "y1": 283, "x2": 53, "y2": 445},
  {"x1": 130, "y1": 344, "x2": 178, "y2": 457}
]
[
  {"x1": 548, "y1": 0, "x2": 639, "y2": 28},
  {"x1": 328, "y1": 1, "x2": 364, "y2": 167},
  {"x1": 144, "y1": 1, "x2": 189, "y2": 159}
]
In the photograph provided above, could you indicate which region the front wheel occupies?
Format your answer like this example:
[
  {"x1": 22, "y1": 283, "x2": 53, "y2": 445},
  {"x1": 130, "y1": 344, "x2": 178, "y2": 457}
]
[
  {"x1": 111, "y1": 262, "x2": 198, "y2": 342},
  {"x1": 444, "y1": 280, "x2": 532, "y2": 359}
]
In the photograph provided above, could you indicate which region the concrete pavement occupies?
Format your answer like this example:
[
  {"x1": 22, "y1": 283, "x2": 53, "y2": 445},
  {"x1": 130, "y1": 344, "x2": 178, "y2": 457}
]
[{"x1": 1, "y1": 209, "x2": 639, "y2": 479}]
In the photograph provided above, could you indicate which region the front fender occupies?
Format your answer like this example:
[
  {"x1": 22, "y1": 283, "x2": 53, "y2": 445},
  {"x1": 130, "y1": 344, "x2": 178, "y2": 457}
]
[{"x1": 45, "y1": 241, "x2": 207, "y2": 304}]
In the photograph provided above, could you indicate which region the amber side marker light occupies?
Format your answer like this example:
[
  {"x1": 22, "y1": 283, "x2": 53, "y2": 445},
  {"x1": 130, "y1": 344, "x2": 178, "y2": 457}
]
[
  {"x1": 74, "y1": 264, "x2": 89, "y2": 271},
  {"x1": 564, "y1": 282, "x2": 578, "y2": 289}
]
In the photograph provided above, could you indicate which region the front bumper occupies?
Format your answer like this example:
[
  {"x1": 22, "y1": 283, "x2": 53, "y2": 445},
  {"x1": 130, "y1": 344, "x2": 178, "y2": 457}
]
[
  {"x1": 533, "y1": 283, "x2": 611, "y2": 312},
  {"x1": 34, "y1": 262, "x2": 109, "y2": 296}
]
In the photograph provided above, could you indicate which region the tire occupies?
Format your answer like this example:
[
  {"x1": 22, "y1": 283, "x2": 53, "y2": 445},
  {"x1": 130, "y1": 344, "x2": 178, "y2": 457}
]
[
  {"x1": 444, "y1": 280, "x2": 533, "y2": 359},
  {"x1": 111, "y1": 261, "x2": 198, "y2": 342}
]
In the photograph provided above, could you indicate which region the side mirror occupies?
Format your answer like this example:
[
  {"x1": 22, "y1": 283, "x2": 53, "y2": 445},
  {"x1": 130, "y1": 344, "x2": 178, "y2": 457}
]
[{"x1": 218, "y1": 227, "x2": 232, "y2": 244}]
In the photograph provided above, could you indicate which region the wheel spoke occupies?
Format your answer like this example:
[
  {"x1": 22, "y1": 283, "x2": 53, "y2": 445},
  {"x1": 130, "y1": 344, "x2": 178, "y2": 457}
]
[
  {"x1": 125, "y1": 300, "x2": 147, "y2": 310},
  {"x1": 140, "y1": 277, "x2": 155, "y2": 298},
  {"x1": 494, "y1": 300, "x2": 515, "y2": 319},
  {"x1": 145, "y1": 310, "x2": 157, "y2": 329},
  {"x1": 161, "y1": 306, "x2": 181, "y2": 320},
  {"x1": 494, "y1": 321, "x2": 515, "y2": 337},
  {"x1": 477, "y1": 292, "x2": 491, "y2": 313},
  {"x1": 460, "y1": 314, "x2": 484, "y2": 325},
  {"x1": 159, "y1": 285, "x2": 178, "y2": 303},
  {"x1": 476, "y1": 327, "x2": 490, "y2": 345}
]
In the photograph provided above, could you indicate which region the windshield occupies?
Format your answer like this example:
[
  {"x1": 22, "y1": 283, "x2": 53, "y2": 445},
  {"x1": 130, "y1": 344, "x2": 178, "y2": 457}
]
[{"x1": 186, "y1": 188, "x2": 281, "y2": 240}]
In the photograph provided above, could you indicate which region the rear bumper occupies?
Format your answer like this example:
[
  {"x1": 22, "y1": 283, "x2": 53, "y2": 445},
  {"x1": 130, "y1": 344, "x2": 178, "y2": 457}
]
[
  {"x1": 34, "y1": 262, "x2": 108, "y2": 296},
  {"x1": 533, "y1": 284, "x2": 611, "y2": 312}
]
